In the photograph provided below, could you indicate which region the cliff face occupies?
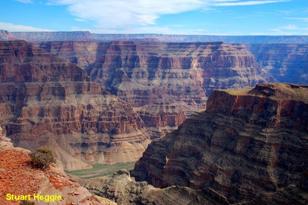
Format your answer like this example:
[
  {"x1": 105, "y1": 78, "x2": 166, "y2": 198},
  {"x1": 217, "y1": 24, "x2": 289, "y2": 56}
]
[
  {"x1": 38, "y1": 41, "x2": 261, "y2": 95},
  {"x1": 0, "y1": 41, "x2": 150, "y2": 170},
  {"x1": 37, "y1": 41, "x2": 262, "y2": 138},
  {"x1": 250, "y1": 44, "x2": 308, "y2": 84},
  {"x1": 133, "y1": 83, "x2": 308, "y2": 204}
]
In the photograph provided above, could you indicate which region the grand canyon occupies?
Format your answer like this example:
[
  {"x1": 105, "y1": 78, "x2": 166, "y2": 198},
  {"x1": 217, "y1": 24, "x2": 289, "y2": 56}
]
[{"x1": 0, "y1": 29, "x2": 307, "y2": 205}]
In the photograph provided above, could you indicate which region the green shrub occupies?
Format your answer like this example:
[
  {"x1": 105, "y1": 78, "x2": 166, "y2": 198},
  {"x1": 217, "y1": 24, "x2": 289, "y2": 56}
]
[
  {"x1": 20, "y1": 201, "x2": 35, "y2": 205},
  {"x1": 30, "y1": 148, "x2": 55, "y2": 169}
]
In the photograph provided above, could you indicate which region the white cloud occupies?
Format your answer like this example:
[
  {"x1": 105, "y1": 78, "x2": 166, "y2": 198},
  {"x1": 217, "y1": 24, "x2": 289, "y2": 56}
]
[
  {"x1": 49, "y1": 0, "x2": 288, "y2": 32},
  {"x1": 50, "y1": 0, "x2": 206, "y2": 27},
  {"x1": 290, "y1": 17, "x2": 308, "y2": 22},
  {"x1": 16, "y1": 0, "x2": 32, "y2": 3},
  {"x1": 90, "y1": 25, "x2": 210, "y2": 35},
  {"x1": 0, "y1": 22, "x2": 50, "y2": 32},
  {"x1": 271, "y1": 24, "x2": 308, "y2": 35},
  {"x1": 214, "y1": 0, "x2": 286, "y2": 6}
]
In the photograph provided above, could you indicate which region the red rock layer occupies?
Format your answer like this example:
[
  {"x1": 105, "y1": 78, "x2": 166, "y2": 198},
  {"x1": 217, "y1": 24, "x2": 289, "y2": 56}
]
[{"x1": 0, "y1": 129, "x2": 107, "y2": 205}]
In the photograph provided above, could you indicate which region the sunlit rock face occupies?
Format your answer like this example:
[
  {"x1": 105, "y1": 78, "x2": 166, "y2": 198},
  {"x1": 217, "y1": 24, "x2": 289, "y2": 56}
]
[
  {"x1": 0, "y1": 40, "x2": 150, "y2": 170},
  {"x1": 38, "y1": 41, "x2": 262, "y2": 138},
  {"x1": 133, "y1": 83, "x2": 308, "y2": 205}
]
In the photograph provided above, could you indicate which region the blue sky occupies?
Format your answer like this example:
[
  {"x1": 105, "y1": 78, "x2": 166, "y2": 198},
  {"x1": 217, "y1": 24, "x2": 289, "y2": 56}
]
[{"x1": 0, "y1": 0, "x2": 307, "y2": 34}]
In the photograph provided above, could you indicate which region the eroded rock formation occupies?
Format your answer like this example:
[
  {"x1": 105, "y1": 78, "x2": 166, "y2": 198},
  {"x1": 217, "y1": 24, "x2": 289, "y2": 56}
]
[
  {"x1": 37, "y1": 41, "x2": 262, "y2": 138},
  {"x1": 250, "y1": 44, "x2": 308, "y2": 84},
  {"x1": 0, "y1": 41, "x2": 150, "y2": 170},
  {"x1": 133, "y1": 83, "x2": 308, "y2": 205},
  {"x1": 81, "y1": 170, "x2": 215, "y2": 205}
]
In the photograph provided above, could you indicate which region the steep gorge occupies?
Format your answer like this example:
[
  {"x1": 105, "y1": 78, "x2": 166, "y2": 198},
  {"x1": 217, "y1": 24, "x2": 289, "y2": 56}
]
[
  {"x1": 250, "y1": 44, "x2": 308, "y2": 84},
  {"x1": 0, "y1": 40, "x2": 150, "y2": 170},
  {"x1": 38, "y1": 41, "x2": 263, "y2": 138}
]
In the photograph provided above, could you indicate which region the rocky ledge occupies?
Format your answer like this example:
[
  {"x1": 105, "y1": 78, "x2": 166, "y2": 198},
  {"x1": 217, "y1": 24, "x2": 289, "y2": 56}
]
[
  {"x1": 81, "y1": 170, "x2": 216, "y2": 205},
  {"x1": 0, "y1": 127, "x2": 116, "y2": 205}
]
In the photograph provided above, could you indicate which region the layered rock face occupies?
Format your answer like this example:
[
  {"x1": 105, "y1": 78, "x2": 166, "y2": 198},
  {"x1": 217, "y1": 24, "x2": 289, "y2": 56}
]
[
  {"x1": 0, "y1": 41, "x2": 150, "y2": 170},
  {"x1": 250, "y1": 44, "x2": 308, "y2": 84},
  {"x1": 38, "y1": 41, "x2": 261, "y2": 95},
  {"x1": 37, "y1": 41, "x2": 262, "y2": 138},
  {"x1": 133, "y1": 83, "x2": 308, "y2": 204}
]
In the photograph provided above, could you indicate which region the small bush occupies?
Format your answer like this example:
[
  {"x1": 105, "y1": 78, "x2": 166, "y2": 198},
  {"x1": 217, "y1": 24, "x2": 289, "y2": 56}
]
[
  {"x1": 30, "y1": 148, "x2": 55, "y2": 169},
  {"x1": 20, "y1": 201, "x2": 35, "y2": 205}
]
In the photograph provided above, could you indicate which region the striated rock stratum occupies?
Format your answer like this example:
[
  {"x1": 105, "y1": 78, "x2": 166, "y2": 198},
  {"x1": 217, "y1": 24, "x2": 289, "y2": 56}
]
[
  {"x1": 37, "y1": 41, "x2": 263, "y2": 138},
  {"x1": 133, "y1": 83, "x2": 308, "y2": 205},
  {"x1": 0, "y1": 40, "x2": 150, "y2": 170},
  {"x1": 250, "y1": 44, "x2": 308, "y2": 84}
]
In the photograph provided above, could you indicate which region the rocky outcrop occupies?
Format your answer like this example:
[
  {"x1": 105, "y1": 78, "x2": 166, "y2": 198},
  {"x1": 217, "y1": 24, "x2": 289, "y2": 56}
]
[
  {"x1": 37, "y1": 41, "x2": 262, "y2": 138},
  {"x1": 81, "y1": 170, "x2": 216, "y2": 205},
  {"x1": 0, "y1": 41, "x2": 150, "y2": 170},
  {"x1": 0, "y1": 127, "x2": 116, "y2": 205},
  {"x1": 133, "y1": 83, "x2": 308, "y2": 204},
  {"x1": 250, "y1": 44, "x2": 308, "y2": 84},
  {"x1": 136, "y1": 101, "x2": 189, "y2": 139}
]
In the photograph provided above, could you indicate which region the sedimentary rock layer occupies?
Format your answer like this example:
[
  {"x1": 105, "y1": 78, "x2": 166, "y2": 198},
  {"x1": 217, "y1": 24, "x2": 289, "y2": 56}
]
[
  {"x1": 37, "y1": 41, "x2": 262, "y2": 138},
  {"x1": 37, "y1": 41, "x2": 262, "y2": 95},
  {"x1": 250, "y1": 44, "x2": 308, "y2": 84},
  {"x1": 133, "y1": 83, "x2": 308, "y2": 204},
  {"x1": 0, "y1": 41, "x2": 150, "y2": 170}
]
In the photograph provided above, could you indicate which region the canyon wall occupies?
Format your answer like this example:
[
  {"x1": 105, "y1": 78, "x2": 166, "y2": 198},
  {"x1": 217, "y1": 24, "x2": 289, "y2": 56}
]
[
  {"x1": 250, "y1": 44, "x2": 308, "y2": 84},
  {"x1": 133, "y1": 83, "x2": 308, "y2": 204},
  {"x1": 37, "y1": 41, "x2": 262, "y2": 138},
  {"x1": 0, "y1": 40, "x2": 150, "y2": 170}
]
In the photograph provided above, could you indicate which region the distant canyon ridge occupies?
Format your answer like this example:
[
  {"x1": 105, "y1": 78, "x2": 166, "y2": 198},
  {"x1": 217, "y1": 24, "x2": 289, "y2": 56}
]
[{"x1": 0, "y1": 30, "x2": 307, "y2": 170}]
